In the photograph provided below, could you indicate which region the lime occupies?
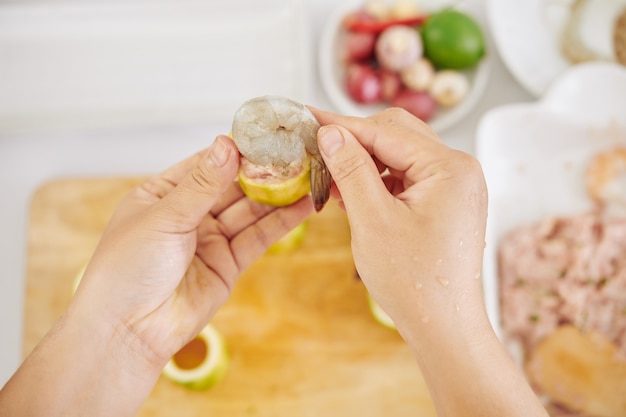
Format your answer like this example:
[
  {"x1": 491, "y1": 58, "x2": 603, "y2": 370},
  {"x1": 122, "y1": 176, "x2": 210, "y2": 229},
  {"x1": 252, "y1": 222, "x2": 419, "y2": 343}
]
[
  {"x1": 421, "y1": 9, "x2": 485, "y2": 70},
  {"x1": 266, "y1": 221, "x2": 308, "y2": 254},
  {"x1": 366, "y1": 292, "x2": 396, "y2": 330},
  {"x1": 162, "y1": 324, "x2": 229, "y2": 390},
  {"x1": 238, "y1": 156, "x2": 311, "y2": 207}
]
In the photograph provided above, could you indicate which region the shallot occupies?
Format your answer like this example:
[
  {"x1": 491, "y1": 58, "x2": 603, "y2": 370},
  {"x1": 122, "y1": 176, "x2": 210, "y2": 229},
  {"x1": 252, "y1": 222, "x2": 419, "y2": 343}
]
[
  {"x1": 345, "y1": 63, "x2": 383, "y2": 104},
  {"x1": 391, "y1": 90, "x2": 437, "y2": 121}
]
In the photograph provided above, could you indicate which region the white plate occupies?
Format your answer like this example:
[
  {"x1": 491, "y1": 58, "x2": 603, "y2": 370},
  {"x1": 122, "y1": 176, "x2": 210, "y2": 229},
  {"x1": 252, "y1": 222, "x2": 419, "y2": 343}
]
[
  {"x1": 476, "y1": 61, "x2": 626, "y2": 339},
  {"x1": 318, "y1": 0, "x2": 492, "y2": 134},
  {"x1": 488, "y1": 0, "x2": 626, "y2": 97},
  {"x1": 0, "y1": 0, "x2": 311, "y2": 133}
]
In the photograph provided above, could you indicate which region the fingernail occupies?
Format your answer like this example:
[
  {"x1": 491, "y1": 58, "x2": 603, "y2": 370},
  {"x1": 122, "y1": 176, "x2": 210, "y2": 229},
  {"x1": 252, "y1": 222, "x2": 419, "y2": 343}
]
[
  {"x1": 209, "y1": 137, "x2": 230, "y2": 167},
  {"x1": 319, "y1": 126, "x2": 344, "y2": 157}
]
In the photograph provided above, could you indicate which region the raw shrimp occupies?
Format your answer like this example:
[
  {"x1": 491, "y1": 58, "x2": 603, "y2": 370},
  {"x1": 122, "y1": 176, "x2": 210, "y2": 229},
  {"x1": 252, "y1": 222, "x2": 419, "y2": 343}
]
[
  {"x1": 586, "y1": 146, "x2": 626, "y2": 206},
  {"x1": 231, "y1": 96, "x2": 331, "y2": 211}
]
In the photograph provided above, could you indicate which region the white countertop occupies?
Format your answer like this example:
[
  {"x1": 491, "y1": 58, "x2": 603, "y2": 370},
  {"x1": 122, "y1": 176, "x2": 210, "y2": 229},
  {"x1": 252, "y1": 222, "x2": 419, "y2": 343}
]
[{"x1": 0, "y1": 0, "x2": 533, "y2": 385}]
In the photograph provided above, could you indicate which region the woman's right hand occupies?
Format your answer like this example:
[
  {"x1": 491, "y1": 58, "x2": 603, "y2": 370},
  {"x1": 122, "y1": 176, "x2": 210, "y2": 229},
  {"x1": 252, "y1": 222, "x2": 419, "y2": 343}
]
[
  {"x1": 312, "y1": 107, "x2": 488, "y2": 339},
  {"x1": 312, "y1": 107, "x2": 548, "y2": 417}
]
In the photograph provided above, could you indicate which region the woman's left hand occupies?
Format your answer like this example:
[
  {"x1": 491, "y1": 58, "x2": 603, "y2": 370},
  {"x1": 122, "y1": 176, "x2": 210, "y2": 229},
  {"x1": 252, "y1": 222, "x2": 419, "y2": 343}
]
[
  {"x1": 72, "y1": 135, "x2": 314, "y2": 366},
  {"x1": 0, "y1": 135, "x2": 313, "y2": 417}
]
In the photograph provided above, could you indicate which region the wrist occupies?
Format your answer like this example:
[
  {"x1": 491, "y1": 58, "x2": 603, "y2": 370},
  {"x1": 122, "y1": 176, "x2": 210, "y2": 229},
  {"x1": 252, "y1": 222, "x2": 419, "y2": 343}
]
[
  {"x1": 1, "y1": 298, "x2": 165, "y2": 417},
  {"x1": 397, "y1": 303, "x2": 547, "y2": 417},
  {"x1": 66, "y1": 302, "x2": 165, "y2": 415},
  {"x1": 63, "y1": 295, "x2": 166, "y2": 390},
  {"x1": 396, "y1": 292, "x2": 492, "y2": 355},
  {"x1": 56, "y1": 304, "x2": 164, "y2": 416}
]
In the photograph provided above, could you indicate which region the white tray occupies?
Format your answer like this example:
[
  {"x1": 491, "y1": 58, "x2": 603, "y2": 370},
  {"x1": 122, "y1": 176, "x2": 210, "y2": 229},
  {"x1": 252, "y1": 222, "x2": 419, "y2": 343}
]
[{"x1": 476, "y1": 62, "x2": 626, "y2": 338}]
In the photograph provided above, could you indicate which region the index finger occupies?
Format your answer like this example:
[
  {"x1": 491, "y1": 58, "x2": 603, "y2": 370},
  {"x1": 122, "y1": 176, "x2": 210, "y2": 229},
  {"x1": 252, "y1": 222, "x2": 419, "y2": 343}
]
[{"x1": 310, "y1": 107, "x2": 445, "y2": 173}]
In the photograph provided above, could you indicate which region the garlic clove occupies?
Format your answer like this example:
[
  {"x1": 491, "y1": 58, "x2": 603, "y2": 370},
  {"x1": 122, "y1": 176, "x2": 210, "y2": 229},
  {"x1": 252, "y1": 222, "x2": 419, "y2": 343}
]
[
  {"x1": 428, "y1": 70, "x2": 469, "y2": 107},
  {"x1": 401, "y1": 58, "x2": 435, "y2": 91}
]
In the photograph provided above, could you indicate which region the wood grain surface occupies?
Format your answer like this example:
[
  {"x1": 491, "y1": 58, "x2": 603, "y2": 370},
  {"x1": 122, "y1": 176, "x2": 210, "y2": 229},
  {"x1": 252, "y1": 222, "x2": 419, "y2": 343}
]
[{"x1": 24, "y1": 177, "x2": 436, "y2": 417}]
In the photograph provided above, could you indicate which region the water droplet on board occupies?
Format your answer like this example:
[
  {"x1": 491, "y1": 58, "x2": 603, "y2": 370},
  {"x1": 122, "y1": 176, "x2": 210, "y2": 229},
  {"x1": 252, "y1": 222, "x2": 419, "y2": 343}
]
[
  {"x1": 474, "y1": 271, "x2": 481, "y2": 280},
  {"x1": 474, "y1": 229, "x2": 479, "y2": 237},
  {"x1": 415, "y1": 282, "x2": 423, "y2": 290},
  {"x1": 421, "y1": 315, "x2": 430, "y2": 324},
  {"x1": 455, "y1": 304, "x2": 460, "y2": 312},
  {"x1": 459, "y1": 239, "x2": 464, "y2": 247},
  {"x1": 436, "y1": 276, "x2": 449, "y2": 287},
  {"x1": 436, "y1": 258, "x2": 443, "y2": 266}
]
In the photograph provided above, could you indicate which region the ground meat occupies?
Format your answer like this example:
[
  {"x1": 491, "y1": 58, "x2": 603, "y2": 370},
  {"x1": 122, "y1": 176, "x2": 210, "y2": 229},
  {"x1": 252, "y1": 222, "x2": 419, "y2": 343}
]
[
  {"x1": 498, "y1": 210, "x2": 626, "y2": 360},
  {"x1": 240, "y1": 157, "x2": 303, "y2": 184}
]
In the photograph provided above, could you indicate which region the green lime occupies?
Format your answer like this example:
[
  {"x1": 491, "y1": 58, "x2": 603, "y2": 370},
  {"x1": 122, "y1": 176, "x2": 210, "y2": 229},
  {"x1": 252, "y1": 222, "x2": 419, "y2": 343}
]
[{"x1": 421, "y1": 9, "x2": 485, "y2": 70}]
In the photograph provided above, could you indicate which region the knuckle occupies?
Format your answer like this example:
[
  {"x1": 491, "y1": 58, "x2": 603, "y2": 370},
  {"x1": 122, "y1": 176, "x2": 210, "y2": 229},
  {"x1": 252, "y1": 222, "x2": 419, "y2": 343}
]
[
  {"x1": 379, "y1": 107, "x2": 434, "y2": 137},
  {"x1": 331, "y1": 153, "x2": 367, "y2": 184},
  {"x1": 447, "y1": 151, "x2": 487, "y2": 192},
  {"x1": 188, "y1": 164, "x2": 222, "y2": 193},
  {"x1": 249, "y1": 223, "x2": 275, "y2": 251},
  {"x1": 138, "y1": 176, "x2": 177, "y2": 199},
  {"x1": 373, "y1": 107, "x2": 408, "y2": 127},
  {"x1": 452, "y1": 151, "x2": 483, "y2": 176},
  {"x1": 383, "y1": 106, "x2": 410, "y2": 119},
  {"x1": 247, "y1": 199, "x2": 274, "y2": 219}
]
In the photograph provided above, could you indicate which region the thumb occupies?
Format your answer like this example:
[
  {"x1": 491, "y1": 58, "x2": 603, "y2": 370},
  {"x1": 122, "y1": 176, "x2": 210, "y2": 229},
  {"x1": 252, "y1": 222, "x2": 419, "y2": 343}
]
[
  {"x1": 156, "y1": 136, "x2": 239, "y2": 231},
  {"x1": 317, "y1": 125, "x2": 389, "y2": 218}
]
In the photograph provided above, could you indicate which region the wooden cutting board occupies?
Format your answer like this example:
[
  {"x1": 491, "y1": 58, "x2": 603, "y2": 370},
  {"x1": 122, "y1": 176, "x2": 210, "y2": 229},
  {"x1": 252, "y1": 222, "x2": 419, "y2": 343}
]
[{"x1": 24, "y1": 177, "x2": 436, "y2": 417}]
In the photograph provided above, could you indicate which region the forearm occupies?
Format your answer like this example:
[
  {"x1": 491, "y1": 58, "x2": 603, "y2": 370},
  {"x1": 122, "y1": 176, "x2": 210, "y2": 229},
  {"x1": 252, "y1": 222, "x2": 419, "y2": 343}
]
[
  {"x1": 0, "y1": 303, "x2": 163, "y2": 417},
  {"x1": 401, "y1": 307, "x2": 549, "y2": 417}
]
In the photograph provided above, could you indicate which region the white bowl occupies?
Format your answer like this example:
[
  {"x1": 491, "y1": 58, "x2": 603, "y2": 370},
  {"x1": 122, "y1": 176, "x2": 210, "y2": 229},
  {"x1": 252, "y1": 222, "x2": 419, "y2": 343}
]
[
  {"x1": 487, "y1": 0, "x2": 626, "y2": 97},
  {"x1": 476, "y1": 61, "x2": 626, "y2": 341},
  {"x1": 318, "y1": 0, "x2": 492, "y2": 134}
]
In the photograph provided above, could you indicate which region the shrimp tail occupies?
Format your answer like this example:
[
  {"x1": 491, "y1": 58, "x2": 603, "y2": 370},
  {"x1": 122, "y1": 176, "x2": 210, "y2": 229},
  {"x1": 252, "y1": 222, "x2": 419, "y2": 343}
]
[{"x1": 310, "y1": 154, "x2": 331, "y2": 212}]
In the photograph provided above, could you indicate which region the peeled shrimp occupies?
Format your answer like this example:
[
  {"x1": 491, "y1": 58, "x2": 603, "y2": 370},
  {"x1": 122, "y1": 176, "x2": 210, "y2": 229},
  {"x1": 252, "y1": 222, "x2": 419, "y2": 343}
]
[
  {"x1": 231, "y1": 95, "x2": 331, "y2": 211},
  {"x1": 586, "y1": 146, "x2": 626, "y2": 206}
]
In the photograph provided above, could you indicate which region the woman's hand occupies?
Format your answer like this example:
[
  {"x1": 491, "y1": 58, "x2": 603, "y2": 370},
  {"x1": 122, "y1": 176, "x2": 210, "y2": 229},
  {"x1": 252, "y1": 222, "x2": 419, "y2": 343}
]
[
  {"x1": 74, "y1": 135, "x2": 314, "y2": 365},
  {"x1": 312, "y1": 108, "x2": 488, "y2": 337},
  {"x1": 312, "y1": 107, "x2": 548, "y2": 417},
  {"x1": 0, "y1": 135, "x2": 313, "y2": 417}
]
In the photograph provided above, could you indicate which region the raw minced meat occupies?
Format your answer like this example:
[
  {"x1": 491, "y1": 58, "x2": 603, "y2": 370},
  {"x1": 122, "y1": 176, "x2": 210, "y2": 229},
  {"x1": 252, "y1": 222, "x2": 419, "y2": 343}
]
[
  {"x1": 498, "y1": 210, "x2": 626, "y2": 359},
  {"x1": 240, "y1": 157, "x2": 303, "y2": 184}
]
